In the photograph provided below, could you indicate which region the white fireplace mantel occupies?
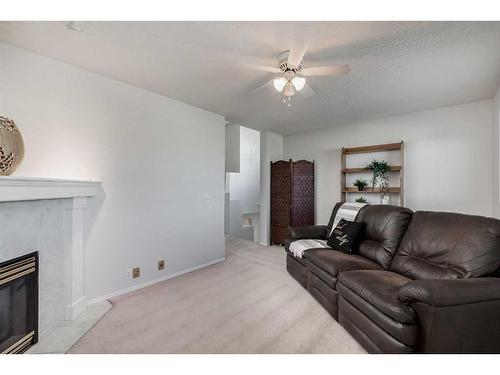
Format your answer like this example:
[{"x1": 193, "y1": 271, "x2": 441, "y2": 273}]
[
  {"x1": 0, "y1": 176, "x2": 100, "y2": 202},
  {"x1": 0, "y1": 176, "x2": 101, "y2": 330}
]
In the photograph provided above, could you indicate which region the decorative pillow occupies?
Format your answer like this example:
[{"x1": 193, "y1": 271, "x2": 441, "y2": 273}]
[{"x1": 327, "y1": 219, "x2": 365, "y2": 254}]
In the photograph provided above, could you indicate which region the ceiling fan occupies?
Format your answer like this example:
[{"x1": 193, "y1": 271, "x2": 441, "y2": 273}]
[{"x1": 250, "y1": 43, "x2": 350, "y2": 106}]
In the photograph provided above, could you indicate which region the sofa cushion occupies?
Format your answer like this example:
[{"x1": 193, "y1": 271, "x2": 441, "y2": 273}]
[
  {"x1": 337, "y1": 270, "x2": 414, "y2": 323},
  {"x1": 304, "y1": 248, "x2": 383, "y2": 280},
  {"x1": 307, "y1": 271, "x2": 339, "y2": 318},
  {"x1": 391, "y1": 211, "x2": 500, "y2": 280},
  {"x1": 356, "y1": 205, "x2": 413, "y2": 269},
  {"x1": 306, "y1": 259, "x2": 338, "y2": 288}
]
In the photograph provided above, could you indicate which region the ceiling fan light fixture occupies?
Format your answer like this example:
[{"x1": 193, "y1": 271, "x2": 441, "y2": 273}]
[
  {"x1": 283, "y1": 82, "x2": 295, "y2": 97},
  {"x1": 273, "y1": 77, "x2": 287, "y2": 92},
  {"x1": 291, "y1": 76, "x2": 306, "y2": 91}
]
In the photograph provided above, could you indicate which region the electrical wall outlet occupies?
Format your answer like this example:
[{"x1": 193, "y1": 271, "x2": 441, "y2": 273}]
[
  {"x1": 125, "y1": 268, "x2": 133, "y2": 280},
  {"x1": 132, "y1": 267, "x2": 140, "y2": 279},
  {"x1": 158, "y1": 260, "x2": 165, "y2": 271}
]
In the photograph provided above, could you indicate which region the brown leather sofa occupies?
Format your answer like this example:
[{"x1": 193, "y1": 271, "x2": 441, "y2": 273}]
[{"x1": 285, "y1": 204, "x2": 500, "y2": 353}]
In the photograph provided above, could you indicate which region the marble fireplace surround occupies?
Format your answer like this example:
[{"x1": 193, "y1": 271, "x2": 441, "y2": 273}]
[{"x1": 0, "y1": 177, "x2": 101, "y2": 340}]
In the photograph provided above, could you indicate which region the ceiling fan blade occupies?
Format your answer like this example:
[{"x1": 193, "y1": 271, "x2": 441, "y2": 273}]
[
  {"x1": 298, "y1": 83, "x2": 315, "y2": 98},
  {"x1": 288, "y1": 42, "x2": 308, "y2": 68},
  {"x1": 242, "y1": 63, "x2": 280, "y2": 73},
  {"x1": 252, "y1": 79, "x2": 274, "y2": 94},
  {"x1": 301, "y1": 64, "x2": 350, "y2": 77}
]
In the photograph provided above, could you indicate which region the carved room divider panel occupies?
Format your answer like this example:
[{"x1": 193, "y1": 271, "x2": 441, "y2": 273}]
[{"x1": 270, "y1": 159, "x2": 314, "y2": 245}]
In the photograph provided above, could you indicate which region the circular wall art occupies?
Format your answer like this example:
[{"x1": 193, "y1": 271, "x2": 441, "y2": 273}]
[{"x1": 0, "y1": 116, "x2": 25, "y2": 176}]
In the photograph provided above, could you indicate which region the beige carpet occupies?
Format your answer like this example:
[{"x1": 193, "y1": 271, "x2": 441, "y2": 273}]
[{"x1": 68, "y1": 237, "x2": 365, "y2": 354}]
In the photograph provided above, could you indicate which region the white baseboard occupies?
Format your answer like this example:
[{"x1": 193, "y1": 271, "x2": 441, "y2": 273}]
[
  {"x1": 65, "y1": 296, "x2": 87, "y2": 320},
  {"x1": 86, "y1": 257, "x2": 226, "y2": 306}
]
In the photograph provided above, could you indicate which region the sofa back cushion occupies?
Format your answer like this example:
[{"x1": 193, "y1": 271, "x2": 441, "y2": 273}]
[
  {"x1": 391, "y1": 211, "x2": 500, "y2": 280},
  {"x1": 356, "y1": 205, "x2": 413, "y2": 269}
]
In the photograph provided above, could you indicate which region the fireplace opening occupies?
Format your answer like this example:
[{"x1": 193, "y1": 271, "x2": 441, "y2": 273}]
[{"x1": 0, "y1": 252, "x2": 38, "y2": 354}]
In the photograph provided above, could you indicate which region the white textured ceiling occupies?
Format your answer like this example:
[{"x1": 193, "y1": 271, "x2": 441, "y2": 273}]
[{"x1": 1, "y1": 21, "x2": 499, "y2": 135}]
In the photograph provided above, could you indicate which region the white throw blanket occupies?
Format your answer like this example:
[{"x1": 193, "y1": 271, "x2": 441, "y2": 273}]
[
  {"x1": 329, "y1": 202, "x2": 368, "y2": 236},
  {"x1": 289, "y1": 202, "x2": 368, "y2": 259},
  {"x1": 289, "y1": 239, "x2": 330, "y2": 259}
]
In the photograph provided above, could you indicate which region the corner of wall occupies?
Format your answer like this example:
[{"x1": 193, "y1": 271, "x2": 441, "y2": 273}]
[
  {"x1": 493, "y1": 86, "x2": 500, "y2": 218},
  {"x1": 259, "y1": 131, "x2": 283, "y2": 246}
]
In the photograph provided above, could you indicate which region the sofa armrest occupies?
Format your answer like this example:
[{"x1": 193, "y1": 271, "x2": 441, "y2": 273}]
[
  {"x1": 398, "y1": 278, "x2": 500, "y2": 353},
  {"x1": 399, "y1": 278, "x2": 500, "y2": 307},
  {"x1": 288, "y1": 225, "x2": 328, "y2": 241}
]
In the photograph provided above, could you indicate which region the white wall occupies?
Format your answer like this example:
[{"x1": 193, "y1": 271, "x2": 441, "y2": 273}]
[
  {"x1": 259, "y1": 131, "x2": 283, "y2": 245},
  {"x1": 284, "y1": 100, "x2": 494, "y2": 224},
  {"x1": 225, "y1": 123, "x2": 240, "y2": 173},
  {"x1": 0, "y1": 42, "x2": 225, "y2": 302},
  {"x1": 226, "y1": 125, "x2": 260, "y2": 241},
  {"x1": 228, "y1": 126, "x2": 260, "y2": 215}
]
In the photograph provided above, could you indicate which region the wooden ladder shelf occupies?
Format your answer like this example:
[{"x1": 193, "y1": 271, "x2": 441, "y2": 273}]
[{"x1": 341, "y1": 141, "x2": 405, "y2": 206}]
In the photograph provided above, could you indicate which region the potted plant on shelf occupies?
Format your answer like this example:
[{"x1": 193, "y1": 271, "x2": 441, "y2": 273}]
[
  {"x1": 366, "y1": 160, "x2": 391, "y2": 204},
  {"x1": 355, "y1": 197, "x2": 368, "y2": 203},
  {"x1": 353, "y1": 178, "x2": 368, "y2": 191}
]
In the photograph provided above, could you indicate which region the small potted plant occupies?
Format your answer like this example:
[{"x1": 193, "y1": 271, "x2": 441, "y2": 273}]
[
  {"x1": 366, "y1": 160, "x2": 391, "y2": 204},
  {"x1": 353, "y1": 178, "x2": 368, "y2": 191},
  {"x1": 366, "y1": 160, "x2": 390, "y2": 189},
  {"x1": 355, "y1": 197, "x2": 368, "y2": 203}
]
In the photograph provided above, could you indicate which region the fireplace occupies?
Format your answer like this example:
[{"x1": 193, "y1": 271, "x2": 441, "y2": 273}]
[{"x1": 0, "y1": 252, "x2": 38, "y2": 354}]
